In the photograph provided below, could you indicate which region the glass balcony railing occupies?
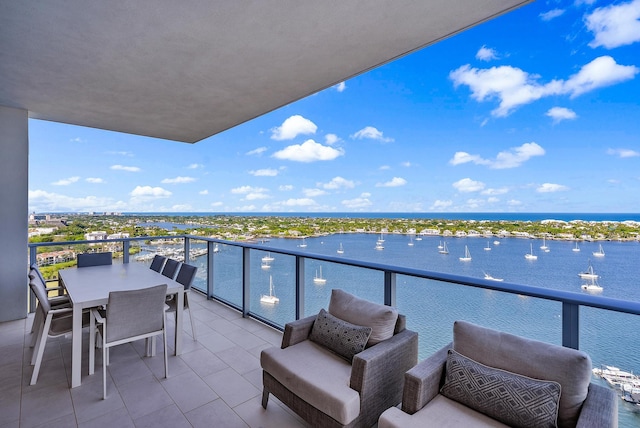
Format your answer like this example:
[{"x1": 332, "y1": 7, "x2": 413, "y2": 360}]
[{"x1": 28, "y1": 234, "x2": 640, "y2": 425}]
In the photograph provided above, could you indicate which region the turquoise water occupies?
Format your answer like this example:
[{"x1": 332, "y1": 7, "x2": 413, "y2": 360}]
[{"x1": 139, "y1": 233, "x2": 640, "y2": 426}]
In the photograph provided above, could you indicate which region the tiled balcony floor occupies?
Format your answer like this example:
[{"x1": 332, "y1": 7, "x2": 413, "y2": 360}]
[{"x1": 0, "y1": 292, "x2": 310, "y2": 428}]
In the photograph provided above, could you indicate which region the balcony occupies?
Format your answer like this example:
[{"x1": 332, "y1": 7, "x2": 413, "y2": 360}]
[{"x1": 3, "y1": 234, "x2": 640, "y2": 426}]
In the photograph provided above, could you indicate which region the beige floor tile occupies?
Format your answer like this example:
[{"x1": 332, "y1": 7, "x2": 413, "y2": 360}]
[
  {"x1": 186, "y1": 399, "x2": 249, "y2": 428},
  {"x1": 180, "y1": 348, "x2": 229, "y2": 378},
  {"x1": 234, "y1": 396, "x2": 308, "y2": 428},
  {"x1": 161, "y1": 371, "x2": 218, "y2": 413},
  {"x1": 78, "y1": 406, "x2": 135, "y2": 428},
  {"x1": 133, "y1": 404, "x2": 191, "y2": 428},
  {"x1": 203, "y1": 367, "x2": 260, "y2": 408},
  {"x1": 216, "y1": 346, "x2": 261, "y2": 375}
]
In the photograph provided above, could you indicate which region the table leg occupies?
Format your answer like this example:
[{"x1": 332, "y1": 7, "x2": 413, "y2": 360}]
[
  {"x1": 174, "y1": 290, "x2": 183, "y2": 355},
  {"x1": 71, "y1": 304, "x2": 83, "y2": 387}
]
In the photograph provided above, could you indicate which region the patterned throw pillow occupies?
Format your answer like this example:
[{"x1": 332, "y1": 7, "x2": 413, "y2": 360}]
[
  {"x1": 440, "y1": 349, "x2": 561, "y2": 428},
  {"x1": 309, "y1": 309, "x2": 372, "y2": 362}
]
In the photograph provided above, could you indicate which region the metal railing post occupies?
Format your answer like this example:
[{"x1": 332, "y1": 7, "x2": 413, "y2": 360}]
[
  {"x1": 296, "y1": 256, "x2": 305, "y2": 320},
  {"x1": 123, "y1": 240, "x2": 130, "y2": 264},
  {"x1": 184, "y1": 237, "x2": 191, "y2": 264},
  {"x1": 206, "y1": 241, "x2": 215, "y2": 299},
  {"x1": 562, "y1": 302, "x2": 580, "y2": 349},
  {"x1": 384, "y1": 271, "x2": 396, "y2": 307},
  {"x1": 242, "y1": 247, "x2": 251, "y2": 317}
]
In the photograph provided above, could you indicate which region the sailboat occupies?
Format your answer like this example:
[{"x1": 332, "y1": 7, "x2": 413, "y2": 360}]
[
  {"x1": 572, "y1": 242, "x2": 581, "y2": 252},
  {"x1": 378, "y1": 232, "x2": 385, "y2": 242},
  {"x1": 213, "y1": 243, "x2": 220, "y2": 253},
  {"x1": 540, "y1": 236, "x2": 548, "y2": 251},
  {"x1": 459, "y1": 245, "x2": 471, "y2": 261},
  {"x1": 438, "y1": 241, "x2": 449, "y2": 254},
  {"x1": 375, "y1": 240, "x2": 384, "y2": 250},
  {"x1": 578, "y1": 260, "x2": 599, "y2": 280},
  {"x1": 337, "y1": 243, "x2": 344, "y2": 254},
  {"x1": 313, "y1": 266, "x2": 327, "y2": 285},
  {"x1": 408, "y1": 236, "x2": 414, "y2": 246},
  {"x1": 593, "y1": 244, "x2": 605, "y2": 257},
  {"x1": 415, "y1": 234, "x2": 422, "y2": 241},
  {"x1": 581, "y1": 276, "x2": 603, "y2": 292},
  {"x1": 438, "y1": 241, "x2": 444, "y2": 250},
  {"x1": 484, "y1": 241, "x2": 492, "y2": 251},
  {"x1": 262, "y1": 252, "x2": 275, "y2": 262},
  {"x1": 525, "y1": 243, "x2": 538, "y2": 260},
  {"x1": 260, "y1": 275, "x2": 280, "y2": 304},
  {"x1": 299, "y1": 238, "x2": 307, "y2": 248}
]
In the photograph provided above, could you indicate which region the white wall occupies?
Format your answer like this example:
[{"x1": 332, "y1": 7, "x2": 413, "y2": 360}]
[{"x1": 0, "y1": 106, "x2": 28, "y2": 321}]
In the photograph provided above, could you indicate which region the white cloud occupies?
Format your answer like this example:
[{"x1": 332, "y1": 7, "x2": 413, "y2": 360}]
[
  {"x1": 271, "y1": 115, "x2": 317, "y2": 140},
  {"x1": 401, "y1": 161, "x2": 412, "y2": 167},
  {"x1": 466, "y1": 198, "x2": 485, "y2": 209},
  {"x1": 171, "y1": 204, "x2": 192, "y2": 211},
  {"x1": 28, "y1": 190, "x2": 124, "y2": 212},
  {"x1": 231, "y1": 186, "x2": 267, "y2": 194},
  {"x1": 70, "y1": 137, "x2": 86, "y2": 143},
  {"x1": 586, "y1": 0, "x2": 640, "y2": 49},
  {"x1": 450, "y1": 56, "x2": 638, "y2": 117},
  {"x1": 52, "y1": 176, "x2": 80, "y2": 186},
  {"x1": 106, "y1": 151, "x2": 133, "y2": 157},
  {"x1": 476, "y1": 45, "x2": 498, "y2": 61},
  {"x1": 507, "y1": 199, "x2": 522, "y2": 206},
  {"x1": 211, "y1": 201, "x2": 223, "y2": 207},
  {"x1": 379, "y1": 165, "x2": 391, "y2": 170},
  {"x1": 453, "y1": 178, "x2": 485, "y2": 193},
  {"x1": 246, "y1": 147, "x2": 268, "y2": 156},
  {"x1": 481, "y1": 187, "x2": 509, "y2": 195},
  {"x1": 536, "y1": 183, "x2": 570, "y2": 193},
  {"x1": 342, "y1": 193, "x2": 373, "y2": 209},
  {"x1": 161, "y1": 176, "x2": 196, "y2": 184},
  {"x1": 245, "y1": 192, "x2": 270, "y2": 200},
  {"x1": 335, "y1": 82, "x2": 347, "y2": 92},
  {"x1": 351, "y1": 126, "x2": 394, "y2": 142},
  {"x1": 279, "y1": 185, "x2": 294, "y2": 191},
  {"x1": 188, "y1": 163, "x2": 203, "y2": 169},
  {"x1": 86, "y1": 177, "x2": 105, "y2": 184},
  {"x1": 320, "y1": 176, "x2": 355, "y2": 190},
  {"x1": 303, "y1": 188, "x2": 327, "y2": 197},
  {"x1": 540, "y1": 8, "x2": 565, "y2": 21},
  {"x1": 281, "y1": 198, "x2": 318, "y2": 207},
  {"x1": 130, "y1": 186, "x2": 172, "y2": 198},
  {"x1": 607, "y1": 148, "x2": 640, "y2": 158},
  {"x1": 249, "y1": 168, "x2": 278, "y2": 177},
  {"x1": 325, "y1": 134, "x2": 340, "y2": 145},
  {"x1": 450, "y1": 142, "x2": 545, "y2": 169},
  {"x1": 199, "y1": 190, "x2": 209, "y2": 195},
  {"x1": 376, "y1": 177, "x2": 407, "y2": 187},
  {"x1": 430, "y1": 199, "x2": 453, "y2": 210},
  {"x1": 487, "y1": 197, "x2": 499, "y2": 204},
  {"x1": 272, "y1": 139, "x2": 344, "y2": 162},
  {"x1": 111, "y1": 165, "x2": 141, "y2": 172},
  {"x1": 546, "y1": 107, "x2": 578, "y2": 123}
]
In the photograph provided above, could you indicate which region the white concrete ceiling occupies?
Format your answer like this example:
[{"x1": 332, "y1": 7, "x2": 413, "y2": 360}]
[{"x1": 0, "y1": 1, "x2": 531, "y2": 143}]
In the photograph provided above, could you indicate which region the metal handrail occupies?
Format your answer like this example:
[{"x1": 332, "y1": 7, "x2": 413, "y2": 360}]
[{"x1": 28, "y1": 234, "x2": 640, "y2": 349}]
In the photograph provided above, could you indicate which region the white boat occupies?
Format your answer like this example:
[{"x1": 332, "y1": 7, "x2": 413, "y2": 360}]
[
  {"x1": 438, "y1": 241, "x2": 449, "y2": 255},
  {"x1": 213, "y1": 244, "x2": 220, "y2": 253},
  {"x1": 378, "y1": 233, "x2": 385, "y2": 242},
  {"x1": 581, "y1": 276, "x2": 603, "y2": 292},
  {"x1": 483, "y1": 271, "x2": 503, "y2": 282},
  {"x1": 593, "y1": 244, "x2": 605, "y2": 257},
  {"x1": 313, "y1": 266, "x2": 327, "y2": 285},
  {"x1": 298, "y1": 238, "x2": 307, "y2": 248},
  {"x1": 408, "y1": 236, "x2": 414, "y2": 246},
  {"x1": 493, "y1": 240, "x2": 500, "y2": 245},
  {"x1": 337, "y1": 243, "x2": 344, "y2": 254},
  {"x1": 260, "y1": 275, "x2": 280, "y2": 304},
  {"x1": 525, "y1": 244, "x2": 537, "y2": 260},
  {"x1": 261, "y1": 261, "x2": 271, "y2": 270},
  {"x1": 540, "y1": 236, "x2": 548, "y2": 251},
  {"x1": 578, "y1": 260, "x2": 599, "y2": 280},
  {"x1": 375, "y1": 241, "x2": 384, "y2": 250},
  {"x1": 484, "y1": 241, "x2": 491, "y2": 251},
  {"x1": 459, "y1": 245, "x2": 471, "y2": 261},
  {"x1": 573, "y1": 242, "x2": 580, "y2": 252},
  {"x1": 437, "y1": 241, "x2": 444, "y2": 250},
  {"x1": 262, "y1": 252, "x2": 275, "y2": 262},
  {"x1": 415, "y1": 235, "x2": 422, "y2": 241}
]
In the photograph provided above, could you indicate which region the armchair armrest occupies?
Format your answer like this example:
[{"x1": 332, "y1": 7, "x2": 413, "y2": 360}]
[
  {"x1": 576, "y1": 383, "x2": 618, "y2": 428},
  {"x1": 401, "y1": 343, "x2": 450, "y2": 415},
  {"x1": 350, "y1": 328, "x2": 419, "y2": 427},
  {"x1": 281, "y1": 315, "x2": 316, "y2": 348}
]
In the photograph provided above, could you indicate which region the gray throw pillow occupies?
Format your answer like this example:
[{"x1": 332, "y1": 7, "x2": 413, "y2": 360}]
[
  {"x1": 441, "y1": 349, "x2": 561, "y2": 428},
  {"x1": 309, "y1": 308, "x2": 372, "y2": 362}
]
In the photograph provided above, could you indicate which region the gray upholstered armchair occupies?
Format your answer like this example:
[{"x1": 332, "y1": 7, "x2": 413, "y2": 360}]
[
  {"x1": 261, "y1": 289, "x2": 419, "y2": 428},
  {"x1": 379, "y1": 320, "x2": 618, "y2": 428}
]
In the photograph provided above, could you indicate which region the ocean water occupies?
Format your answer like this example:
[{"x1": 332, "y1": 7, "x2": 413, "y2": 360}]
[{"x1": 137, "y1": 232, "x2": 640, "y2": 426}]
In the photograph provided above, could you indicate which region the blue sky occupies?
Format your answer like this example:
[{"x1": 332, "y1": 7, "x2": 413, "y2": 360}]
[{"x1": 29, "y1": 0, "x2": 640, "y2": 214}]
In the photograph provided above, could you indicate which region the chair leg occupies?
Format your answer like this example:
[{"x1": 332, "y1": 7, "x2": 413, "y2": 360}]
[
  {"x1": 89, "y1": 313, "x2": 95, "y2": 375},
  {"x1": 30, "y1": 314, "x2": 52, "y2": 385},
  {"x1": 262, "y1": 388, "x2": 269, "y2": 409},
  {"x1": 163, "y1": 325, "x2": 169, "y2": 379},
  {"x1": 102, "y1": 343, "x2": 108, "y2": 399}
]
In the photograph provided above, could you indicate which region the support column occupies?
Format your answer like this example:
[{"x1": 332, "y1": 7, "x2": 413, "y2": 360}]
[{"x1": 0, "y1": 106, "x2": 28, "y2": 322}]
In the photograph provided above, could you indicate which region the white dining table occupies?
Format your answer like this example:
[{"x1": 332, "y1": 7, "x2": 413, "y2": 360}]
[{"x1": 59, "y1": 263, "x2": 184, "y2": 388}]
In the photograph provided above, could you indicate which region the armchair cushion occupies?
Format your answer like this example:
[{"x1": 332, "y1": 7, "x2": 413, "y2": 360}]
[
  {"x1": 453, "y1": 321, "x2": 592, "y2": 428},
  {"x1": 329, "y1": 289, "x2": 398, "y2": 346},
  {"x1": 440, "y1": 349, "x2": 561, "y2": 428},
  {"x1": 309, "y1": 308, "x2": 372, "y2": 362},
  {"x1": 261, "y1": 340, "x2": 360, "y2": 425}
]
